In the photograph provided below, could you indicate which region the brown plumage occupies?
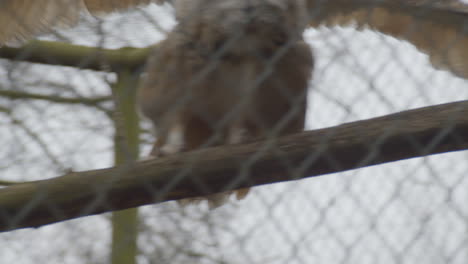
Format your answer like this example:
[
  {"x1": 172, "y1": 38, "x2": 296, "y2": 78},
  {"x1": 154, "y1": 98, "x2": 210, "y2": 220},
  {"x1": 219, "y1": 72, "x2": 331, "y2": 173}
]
[
  {"x1": 138, "y1": 0, "x2": 313, "y2": 207},
  {"x1": 0, "y1": 0, "x2": 161, "y2": 44},
  {"x1": 309, "y1": 1, "x2": 468, "y2": 78}
]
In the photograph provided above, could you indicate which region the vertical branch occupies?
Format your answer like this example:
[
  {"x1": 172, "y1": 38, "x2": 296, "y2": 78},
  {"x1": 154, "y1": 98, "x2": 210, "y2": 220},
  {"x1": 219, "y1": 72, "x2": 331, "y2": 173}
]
[{"x1": 110, "y1": 70, "x2": 141, "y2": 264}]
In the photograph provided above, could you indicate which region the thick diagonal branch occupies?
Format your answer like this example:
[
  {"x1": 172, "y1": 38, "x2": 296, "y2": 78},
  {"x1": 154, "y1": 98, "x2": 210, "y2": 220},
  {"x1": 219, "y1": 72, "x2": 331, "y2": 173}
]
[{"x1": 1, "y1": 100, "x2": 467, "y2": 232}]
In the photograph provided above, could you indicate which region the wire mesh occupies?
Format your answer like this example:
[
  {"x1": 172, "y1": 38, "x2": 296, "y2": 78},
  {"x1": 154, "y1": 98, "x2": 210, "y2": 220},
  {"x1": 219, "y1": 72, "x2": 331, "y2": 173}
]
[{"x1": 0, "y1": 1, "x2": 467, "y2": 264}]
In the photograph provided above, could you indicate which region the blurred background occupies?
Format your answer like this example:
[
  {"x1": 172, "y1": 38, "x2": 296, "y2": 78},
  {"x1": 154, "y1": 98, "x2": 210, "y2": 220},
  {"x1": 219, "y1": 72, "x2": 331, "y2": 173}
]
[{"x1": 1, "y1": 2, "x2": 467, "y2": 264}]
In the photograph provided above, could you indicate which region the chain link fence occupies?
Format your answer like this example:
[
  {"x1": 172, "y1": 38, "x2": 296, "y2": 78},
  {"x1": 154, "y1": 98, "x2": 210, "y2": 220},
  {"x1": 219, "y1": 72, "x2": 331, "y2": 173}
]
[{"x1": 0, "y1": 1, "x2": 468, "y2": 264}]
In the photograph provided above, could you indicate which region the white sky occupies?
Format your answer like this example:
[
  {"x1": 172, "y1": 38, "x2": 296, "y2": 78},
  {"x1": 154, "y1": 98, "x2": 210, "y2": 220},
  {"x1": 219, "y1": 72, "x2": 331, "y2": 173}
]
[{"x1": 1, "y1": 3, "x2": 468, "y2": 264}]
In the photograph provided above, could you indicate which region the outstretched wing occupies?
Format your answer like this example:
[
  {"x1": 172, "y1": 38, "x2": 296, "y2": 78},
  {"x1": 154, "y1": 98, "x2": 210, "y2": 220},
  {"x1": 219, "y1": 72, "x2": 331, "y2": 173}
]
[
  {"x1": 308, "y1": 0, "x2": 468, "y2": 78},
  {"x1": 0, "y1": 0, "x2": 163, "y2": 44}
]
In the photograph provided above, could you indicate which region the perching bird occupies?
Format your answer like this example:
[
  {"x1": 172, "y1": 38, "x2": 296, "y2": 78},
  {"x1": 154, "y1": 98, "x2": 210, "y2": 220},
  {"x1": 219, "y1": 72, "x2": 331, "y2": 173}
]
[{"x1": 137, "y1": 0, "x2": 314, "y2": 207}]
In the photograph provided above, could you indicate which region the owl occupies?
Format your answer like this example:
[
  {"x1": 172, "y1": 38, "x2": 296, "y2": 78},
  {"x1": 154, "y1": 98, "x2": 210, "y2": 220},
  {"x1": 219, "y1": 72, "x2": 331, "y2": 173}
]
[{"x1": 137, "y1": 0, "x2": 314, "y2": 207}]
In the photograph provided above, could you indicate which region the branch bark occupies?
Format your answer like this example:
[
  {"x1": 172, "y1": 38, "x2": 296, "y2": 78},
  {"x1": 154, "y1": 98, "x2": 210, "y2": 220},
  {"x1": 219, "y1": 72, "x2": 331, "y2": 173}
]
[
  {"x1": 1, "y1": 100, "x2": 467, "y2": 232},
  {"x1": 0, "y1": 89, "x2": 111, "y2": 105},
  {"x1": 0, "y1": 40, "x2": 151, "y2": 72}
]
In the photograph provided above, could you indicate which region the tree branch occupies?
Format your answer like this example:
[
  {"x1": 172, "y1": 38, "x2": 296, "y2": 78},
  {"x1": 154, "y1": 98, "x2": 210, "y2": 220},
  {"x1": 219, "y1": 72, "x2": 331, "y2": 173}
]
[
  {"x1": 0, "y1": 180, "x2": 23, "y2": 186},
  {"x1": 0, "y1": 89, "x2": 111, "y2": 106},
  {"x1": 0, "y1": 40, "x2": 151, "y2": 72},
  {"x1": 0, "y1": 100, "x2": 467, "y2": 232}
]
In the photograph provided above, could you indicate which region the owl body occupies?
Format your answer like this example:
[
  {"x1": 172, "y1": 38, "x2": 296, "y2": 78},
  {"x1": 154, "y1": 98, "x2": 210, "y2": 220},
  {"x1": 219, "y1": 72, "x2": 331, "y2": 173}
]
[{"x1": 138, "y1": 0, "x2": 313, "y2": 207}]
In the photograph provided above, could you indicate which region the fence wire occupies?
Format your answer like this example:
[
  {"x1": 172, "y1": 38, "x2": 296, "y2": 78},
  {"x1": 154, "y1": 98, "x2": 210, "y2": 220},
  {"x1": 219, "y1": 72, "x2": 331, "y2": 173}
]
[{"x1": 0, "y1": 1, "x2": 468, "y2": 264}]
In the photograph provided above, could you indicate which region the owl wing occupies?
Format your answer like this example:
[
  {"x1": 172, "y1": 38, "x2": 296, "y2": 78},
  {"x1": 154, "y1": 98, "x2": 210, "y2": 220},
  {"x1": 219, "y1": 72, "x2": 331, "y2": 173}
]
[
  {"x1": 309, "y1": 0, "x2": 468, "y2": 78},
  {"x1": 0, "y1": 0, "x2": 163, "y2": 44}
]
